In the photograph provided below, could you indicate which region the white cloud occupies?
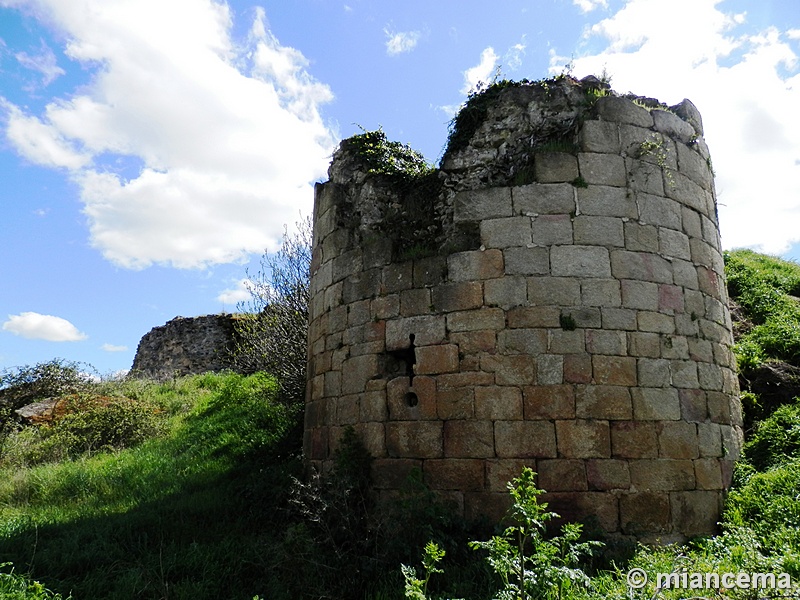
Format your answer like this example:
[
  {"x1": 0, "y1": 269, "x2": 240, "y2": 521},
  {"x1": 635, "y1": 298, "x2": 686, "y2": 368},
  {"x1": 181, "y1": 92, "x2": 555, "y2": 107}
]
[
  {"x1": 216, "y1": 278, "x2": 252, "y2": 305},
  {"x1": 384, "y1": 28, "x2": 421, "y2": 56},
  {"x1": 554, "y1": 0, "x2": 800, "y2": 255},
  {"x1": 573, "y1": 0, "x2": 608, "y2": 14},
  {"x1": 101, "y1": 343, "x2": 128, "y2": 352},
  {"x1": 1, "y1": 0, "x2": 336, "y2": 270},
  {"x1": 504, "y1": 40, "x2": 527, "y2": 71},
  {"x1": 3, "y1": 312, "x2": 88, "y2": 342},
  {"x1": 462, "y1": 47, "x2": 499, "y2": 95},
  {"x1": 2, "y1": 100, "x2": 92, "y2": 169},
  {"x1": 15, "y1": 42, "x2": 65, "y2": 86}
]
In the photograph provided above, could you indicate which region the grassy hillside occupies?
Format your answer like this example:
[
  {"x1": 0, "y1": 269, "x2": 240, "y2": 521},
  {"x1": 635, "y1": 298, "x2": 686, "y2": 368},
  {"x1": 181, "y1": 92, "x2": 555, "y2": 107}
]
[
  {"x1": 0, "y1": 372, "x2": 302, "y2": 599},
  {"x1": 0, "y1": 249, "x2": 799, "y2": 599}
]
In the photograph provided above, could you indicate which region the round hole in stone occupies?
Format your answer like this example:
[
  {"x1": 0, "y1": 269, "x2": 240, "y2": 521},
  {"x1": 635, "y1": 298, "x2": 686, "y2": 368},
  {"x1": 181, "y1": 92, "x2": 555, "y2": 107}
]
[{"x1": 404, "y1": 391, "x2": 419, "y2": 407}]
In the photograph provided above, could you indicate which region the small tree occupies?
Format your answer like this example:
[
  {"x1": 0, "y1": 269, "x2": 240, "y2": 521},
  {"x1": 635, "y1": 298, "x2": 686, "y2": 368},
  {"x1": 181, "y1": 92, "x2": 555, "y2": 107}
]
[{"x1": 232, "y1": 216, "x2": 312, "y2": 407}]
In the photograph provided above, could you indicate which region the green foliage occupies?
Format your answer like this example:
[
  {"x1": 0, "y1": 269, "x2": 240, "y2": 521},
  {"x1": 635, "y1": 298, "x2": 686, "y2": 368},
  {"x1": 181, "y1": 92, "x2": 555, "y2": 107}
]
[
  {"x1": 741, "y1": 401, "x2": 800, "y2": 471},
  {"x1": 404, "y1": 468, "x2": 602, "y2": 600},
  {"x1": 402, "y1": 542, "x2": 446, "y2": 600},
  {"x1": 723, "y1": 459, "x2": 800, "y2": 577},
  {"x1": 444, "y1": 78, "x2": 520, "y2": 157},
  {"x1": 725, "y1": 249, "x2": 800, "y2": 370},
  {"x1": 277, "y1": 426, "x2": 382, "y2": 599},
  {"x1": 559, "y1": 314, "x2": 577, "y2": 331},
  {"x1": 470, "y1": 468, "x2": 601, "y2": 600},
  {"x1": 1, "y1": 394, "x2": 162, "y2": 467},
  {"x1": 233, "y1": 217, "x2": 311, "y2": 407},
  {"x1": 0, "y1": 372, "x2": 300, "y2": 600},
  {"x1": 0, "y1": 564, "x2": 71, "y2": 599},
  {"x1": 570, "y1": 176, "x2": 588, "y2": 188},
  {"x1": 340, "y1": 128, "x2": 434, "y2": 180},
  {"x1": 0, "y1": 359, "x2": 95, "y2": 412}
]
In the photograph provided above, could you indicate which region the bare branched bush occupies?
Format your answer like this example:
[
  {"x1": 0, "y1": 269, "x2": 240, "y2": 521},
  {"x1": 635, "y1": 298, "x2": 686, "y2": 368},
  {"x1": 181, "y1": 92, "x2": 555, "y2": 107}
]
[{"x1": 232, "y1": 216, "x2": 312, "y2": 407}]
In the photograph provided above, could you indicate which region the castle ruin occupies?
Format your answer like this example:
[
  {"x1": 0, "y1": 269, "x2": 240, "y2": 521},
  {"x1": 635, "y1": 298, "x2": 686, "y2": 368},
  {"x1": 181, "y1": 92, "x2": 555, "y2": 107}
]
[{"x1": 304, "y1": 76, "x2": 742, "y2": 541}]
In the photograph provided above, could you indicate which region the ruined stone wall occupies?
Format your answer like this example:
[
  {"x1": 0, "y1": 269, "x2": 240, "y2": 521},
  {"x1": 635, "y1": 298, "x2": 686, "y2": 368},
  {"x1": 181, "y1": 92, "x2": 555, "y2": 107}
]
[
  {"x1": 304, "y1": 77, "x2": 742, "y2": 542},
  {"x1": 131, "y1": 314, "x2": 238, "y2": 379}
]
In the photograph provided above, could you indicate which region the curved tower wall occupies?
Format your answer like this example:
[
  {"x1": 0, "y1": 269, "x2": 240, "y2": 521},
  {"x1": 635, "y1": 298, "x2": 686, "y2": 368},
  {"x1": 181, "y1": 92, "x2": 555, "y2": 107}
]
[{"x1": 304, "y1": 78, "x2": 742, "y2": 542}]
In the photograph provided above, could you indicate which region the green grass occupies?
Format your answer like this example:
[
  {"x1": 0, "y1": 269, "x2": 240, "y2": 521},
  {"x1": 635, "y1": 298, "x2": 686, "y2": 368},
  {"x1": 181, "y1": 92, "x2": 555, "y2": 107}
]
[
  {"x1": 725, "y1": 249, "x2": 800, "y2": 370},
  {"x1": 0, "y1": 371, "x2": 301, "y2": 600}
]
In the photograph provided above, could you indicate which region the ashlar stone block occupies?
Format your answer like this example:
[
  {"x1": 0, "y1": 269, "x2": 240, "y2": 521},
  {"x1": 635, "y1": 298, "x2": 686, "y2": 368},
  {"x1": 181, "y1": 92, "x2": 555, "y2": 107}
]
[
  {"x1": 670, "y1": 490, "x2": 720, "y2": 537},
  {"x1": 444, "y1": 420, "x2": 495, "y2": 458},
  {"x1": 592, "y1": 355, "x2": 637, "y2": 386},
  {"x1": 658, "y1": 421, "x2": 699, "y2": 459},
  {"x1": 538, "y1": 459, "x2": 587, "y2": 491},
  {"x1": 587, "y1": 459, "x2": 631, "y2": 490},
  {"x1": 611, "y1": 421, "x2": 658, "y2": 458},
  {"x1": 581, "y1": 278, "x2": 621, "y2": 307},
  {"x1": 424, "y1": 459, "x2": 485, "y2": 491},
  {"x1": 576, "y1": 385, "x2": 632, "y2": 420},
  {"x1": 577, "y1": 185, "x2": 637, "y2": 218},
  {"x1": 529, "y1": 277, "x2": 581, "y2": 306},
  {"x1": 531, "y1": 214, "x2": 573, "y2": 245},
  {"x1": 632, "y1": 386, "x2": 681, "y2": 419},
  {"x1": 620, "y1": 491, "x2": 670, "y2": 535},
  {"x1": 431, "y1": 282, "x2": 482, "y2": 313},
  {"x1": 524, "y1": 385, "x2": 575, "y2": 419},
  {"x1": 579, "y1": 120, "x2": 621, "y2": 153},
  {"x1": 480, "y1": 217, "x2": 533, "y2": 248},
  {"x1": 610, "y1": 250, "x2": 673, "y2": 284},
  {"x1": 386, "y1": 315, "x2": 446, "y2": 350},
  {"x1": 504, "y1": 246, "x2": 550, "y2": 276},
  {"x1": 556, "y1": 419, "x2": 611, "y2": 458},
  {"x1": 596, "y1": 96, "x2": 654, "y2": 128},
  {"x1": 551, "y1": 245, "x2": 611, "y2": 278},
  {"x1": 573, "y1": 215, "x2": 625, "y2": 247},
  {"x1": 513, "y1": 182, "x2": 575, "y2": 215},
  {"x1": 448, "y1": 249, "x2": 504, "y2": 281},
  {"x1": 629, "y1": 458, "x2": 695, "y2": 491},
  {"x1": 454, "y1": 187, "x2": 513, "y2": 221},
  {"x1": 578, "y1": 153, "x2": 627, "y2": 187},
  {"x1": 652, "y1": 108, "x2": 696, "y2": 143},
  {"x1": 534, "y1": 152, "x2": 579, "y2": 183},
  {"x1": 484, "y1": 277, "x2": 528, "y2": 309},
  {"x1": 475, "y1": 386, "x2": 524, "y2": 420},
  {"x1": 386, "y1": 421, "x2": 443, "y2": 458},
  {"x1": 495, "y1": 420, "x2": 557, "y2": 458},
  {"x1": 415, "y1": 344, "x2": 460, "y2": 375},
  {"x1": 436, "y1": 387, "x2": 474, "y2": 420}
]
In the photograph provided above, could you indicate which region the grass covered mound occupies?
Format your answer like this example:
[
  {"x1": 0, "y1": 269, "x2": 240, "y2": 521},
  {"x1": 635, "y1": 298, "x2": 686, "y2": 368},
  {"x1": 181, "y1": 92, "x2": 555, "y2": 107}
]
[{"x1": 0, "y1": 371, "x2": 301, "y2": 600}]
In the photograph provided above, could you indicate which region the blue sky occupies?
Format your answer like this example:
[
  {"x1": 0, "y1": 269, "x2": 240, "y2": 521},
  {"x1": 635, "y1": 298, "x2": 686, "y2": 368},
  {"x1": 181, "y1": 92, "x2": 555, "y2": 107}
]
[{"x1": 1, "y1": 0, "x2": 799, "y2": 375}]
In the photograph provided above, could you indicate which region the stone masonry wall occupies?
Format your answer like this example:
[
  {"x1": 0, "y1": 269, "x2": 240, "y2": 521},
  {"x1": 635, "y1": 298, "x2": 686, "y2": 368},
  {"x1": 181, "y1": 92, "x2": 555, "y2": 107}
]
[
  {"x1": 131, "y1": 314, "x2": 237, "y2": 380},
  {"x1": 304, "y1": 77, "x2": 742, "y2": 542}
]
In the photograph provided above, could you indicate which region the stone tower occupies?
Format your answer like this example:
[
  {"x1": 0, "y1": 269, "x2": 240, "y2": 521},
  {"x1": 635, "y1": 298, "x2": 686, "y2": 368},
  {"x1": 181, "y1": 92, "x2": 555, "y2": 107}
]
[{"x1": 304, "y1": 76, "x2": 742, "y2": 542}]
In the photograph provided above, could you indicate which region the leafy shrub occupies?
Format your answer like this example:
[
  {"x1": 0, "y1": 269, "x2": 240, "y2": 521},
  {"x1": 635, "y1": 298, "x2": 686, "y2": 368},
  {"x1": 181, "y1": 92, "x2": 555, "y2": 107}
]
[
  {"x1": 1, "y1": 394, "x2": 162, "y2": 468},
  {"x1": 233, "y1": 218, "x2": 311, "y2": 407},
  {"x1": 338, "y1": 128, "x2": 433, "y2": 180},
  {"x1": 0, "y1": 359, "x2": 96, "y2": 412}
]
